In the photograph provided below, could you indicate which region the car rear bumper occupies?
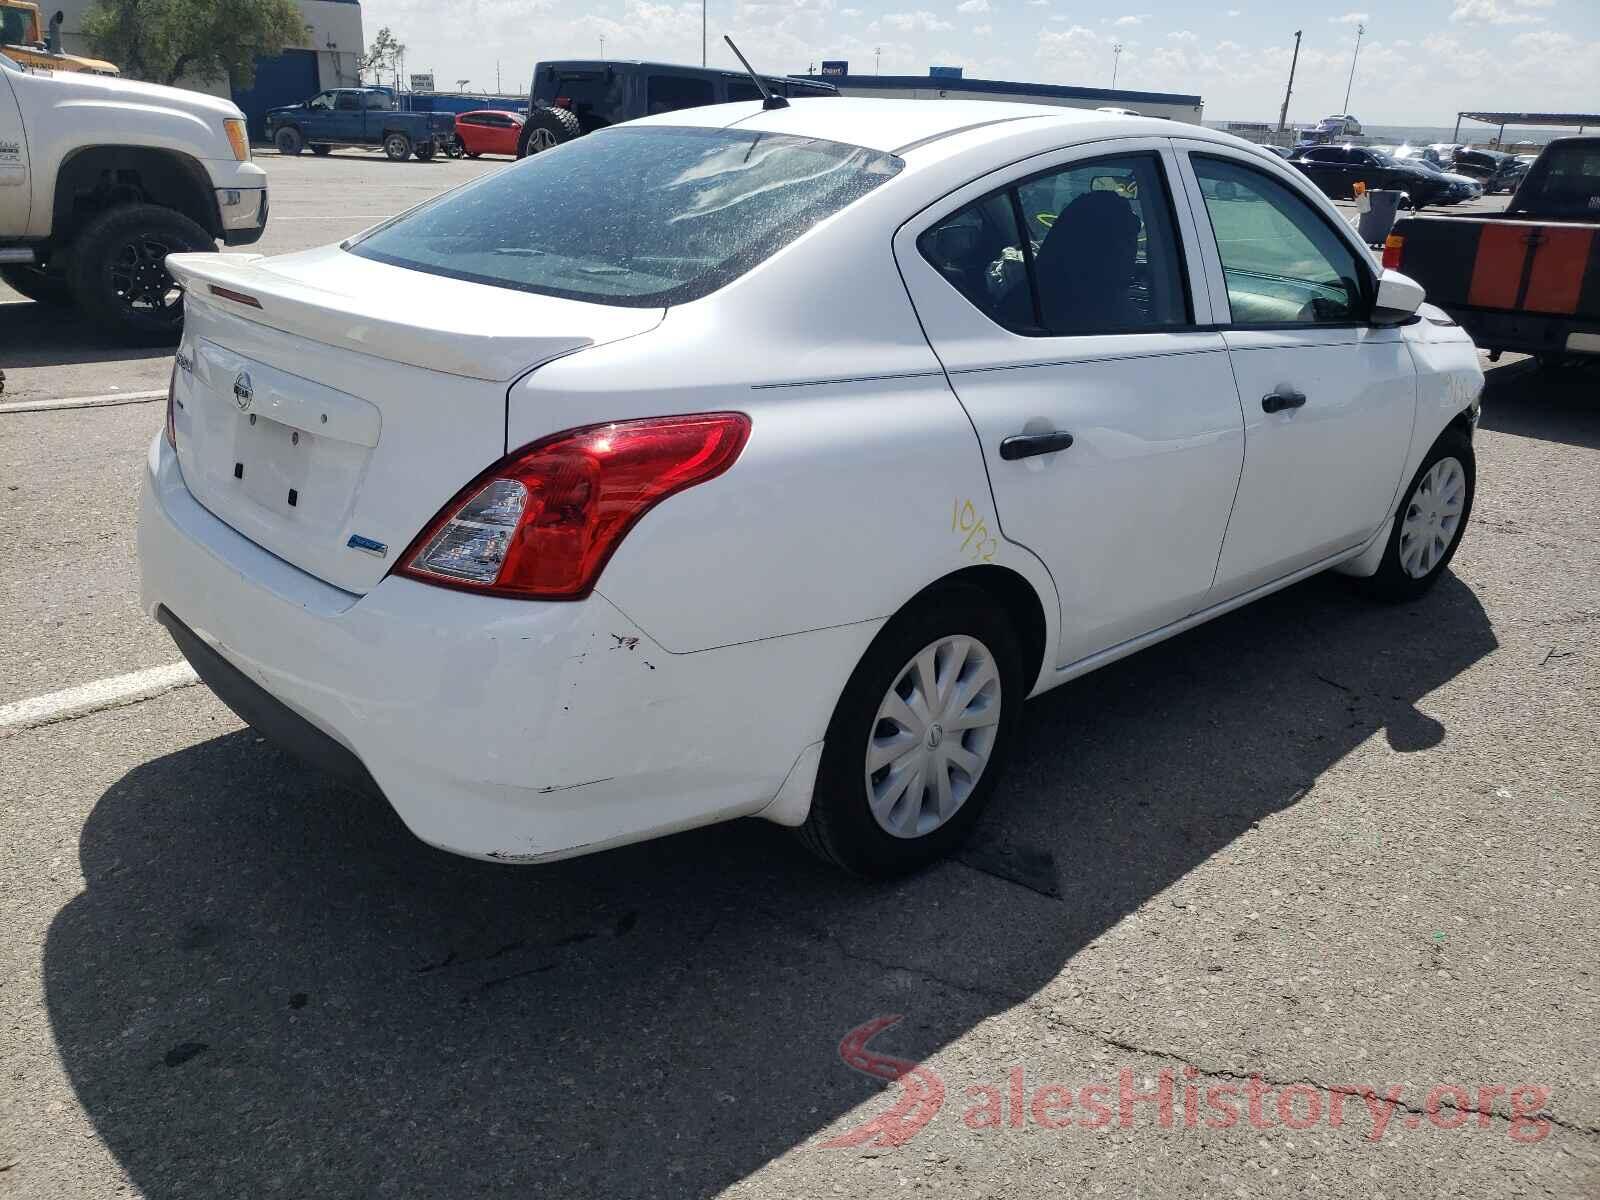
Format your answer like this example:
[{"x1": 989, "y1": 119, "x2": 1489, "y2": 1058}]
[{"x1": 138, "y1": 436, "x2": 873, "y2": 862}]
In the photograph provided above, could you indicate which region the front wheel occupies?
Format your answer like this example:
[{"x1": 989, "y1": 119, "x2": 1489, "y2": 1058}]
[
  {"x1": 383, "y1": 132, "x2": 413, "y2": 161},
  {"x1": 414, "y1": 141, "x2": 436, "y2": 162},
  {"x1": 799, "y1": 583, "x2": 1024, "y2": 878},
  {"x1": 274, "y1": 126, "x2": 303, "y2": 156},
  {"x1": 1362, "y1": 429, "x2": 1475, "y2": 602},
  {"x1": 67, "y1": 203, "x2": 214, "y2": 345},
  {"x1": 310, "y1": 144, "x2": 332, "y2": 156}
]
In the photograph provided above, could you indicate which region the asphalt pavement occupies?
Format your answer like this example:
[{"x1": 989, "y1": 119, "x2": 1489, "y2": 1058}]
[{"x1": 1, "y1": 149, "x2": 1597, "y2": 1199}]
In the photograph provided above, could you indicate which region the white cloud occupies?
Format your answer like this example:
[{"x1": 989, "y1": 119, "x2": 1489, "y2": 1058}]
[
  {"x1": 1328, "y1": 11, "x2": 1368, "y2": 24},
  {"x1": 879, "y1": 9, "x2": 953, "y2": 31},
  {"x1": 1168, "y1": 29, "x2": 1196, "y2": 40},
  {"x1": 956, "y1": 0, "x2": 989, "y2": 12},
  {"x1": 1225, "y1": 7, "x2": 1240, "y2": 13},
  {"x1": 1450, "y1": 0, "x2": 1545, "y2": 22},
  {"x1": 840, "y1": 5, "x2": 861, "y2": 13},
  {"x1": 972, "y1": 23, "x2": 992, "y2": 35},
  {"x1": 1113, "y1": 14, "x2": 1146, "y2": 25}
]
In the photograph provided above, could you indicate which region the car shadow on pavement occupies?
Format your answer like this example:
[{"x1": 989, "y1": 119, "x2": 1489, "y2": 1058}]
[
  {"x1": 1478, "y1": 359, "x2": 1600, "y2": 451},
  {"x1": 0, "y1": 300, "x2": 174, "y2": 369},
  {"x1": 43, "y1": 571, "x2": 1495, "y2": 1198}
]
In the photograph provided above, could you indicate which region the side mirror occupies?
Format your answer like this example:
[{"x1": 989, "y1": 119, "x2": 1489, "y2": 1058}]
[{"x1": 1372, "y1": 268, "x2": 1425, "y2": 325}]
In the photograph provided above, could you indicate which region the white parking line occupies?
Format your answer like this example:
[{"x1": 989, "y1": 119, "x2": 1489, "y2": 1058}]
[
  {"x1": 0, "y1": 663, "x2": 199, "y2": 737},
  {"x1": 0, "y1": 389, "x2": 167, "y2": 414}
]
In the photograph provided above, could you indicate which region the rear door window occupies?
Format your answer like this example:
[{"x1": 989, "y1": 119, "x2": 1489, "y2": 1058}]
[
  {"x1": 646, "y1": 75, "x2": 715, "y2": 114},
  {"x1": 336, "y1": 93, "x2": 360, "y2": 111},
  {"x1": 348, "y1": 126, "x2": 903, "y2": 306},
  {"x1": 918, "y1": 152, "x2": 1190, "y2": 336}
]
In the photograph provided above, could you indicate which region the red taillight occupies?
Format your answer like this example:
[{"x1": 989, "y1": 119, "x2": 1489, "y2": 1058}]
[
  {"x1": 553, "y1": 96, "x2": 571, "y2": 109},
  {"x1": 1382, "y1": 233, "x2": 1405, "y2": 271},
  {"x1": 164, "y1": 364, "x2": 177, "y2": 449},
  {"x1": 397, "y1": 413, "x2": 751, "y2": 600}
]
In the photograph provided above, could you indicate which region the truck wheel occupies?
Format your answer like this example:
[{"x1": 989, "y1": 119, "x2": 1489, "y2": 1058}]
[
  {"x1": 1, "y1": 262, "x2": 74, "y2": 305},
  {"x1": 414, "y1": 141, "x2": 436, "y2": 162},
  {"x1": 274, "y1": 126, "x2": 304, "y2": 156},
  {"x1": 383, "y1": 132, "x2": 413, "y2": 161},
  {"x1": 517, "y1": 106, "x2": 580, "y2": 157},
  {"x1": 310, "y1": 144, "x2": 332, "y2": 156},
  {"x1": 68, "y1": 204, "x2": 213, "y2": 345}
]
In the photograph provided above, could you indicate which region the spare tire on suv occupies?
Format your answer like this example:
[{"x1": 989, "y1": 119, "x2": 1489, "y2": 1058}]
[{"x1": 517, "y1": 106, "x2": 581, "y2": 158}]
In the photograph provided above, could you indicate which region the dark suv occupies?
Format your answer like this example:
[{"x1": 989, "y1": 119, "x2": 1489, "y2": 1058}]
[
  {"x1": 1449, "y1": 148, "x2": 1526, "y2": 195},
  {"x1": 518, "y1": 59, "x2": 838, "y2": 157}
]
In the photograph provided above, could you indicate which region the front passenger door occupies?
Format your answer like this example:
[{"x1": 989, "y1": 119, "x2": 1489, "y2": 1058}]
[
  {"x1": 897, "y1": 141, "x2": 1246, "y2": 669},
  {"x1": 1178, "y1": 147, "x2": 1416, "y2": 600}
]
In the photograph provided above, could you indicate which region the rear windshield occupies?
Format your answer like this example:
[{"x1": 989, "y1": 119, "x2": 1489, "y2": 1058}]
[
  {"x1": 1514, "y1": 143, "x2": 1600, "y2": 217},
  {"x1": 346, "y1": 126, "x2": 903, "y2": 307}
]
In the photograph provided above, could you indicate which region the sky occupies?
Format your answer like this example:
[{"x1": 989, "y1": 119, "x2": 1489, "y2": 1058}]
[{"x1": 357, "y1": 0, "x2": 1600, "y2": 125}]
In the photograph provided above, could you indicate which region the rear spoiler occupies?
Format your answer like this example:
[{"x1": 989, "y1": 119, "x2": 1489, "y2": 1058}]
[{"x1": 166, "y1": 252, "x2": 614, "y2": 382}]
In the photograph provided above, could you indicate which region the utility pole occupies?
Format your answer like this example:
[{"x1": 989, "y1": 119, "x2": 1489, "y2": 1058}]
[
  {"x1": 1111, "y1": 41, "x2": 1123, "y2": 88},
  {"x1": 702, "y1": 0, "x2": 707, "y2": 66},
  {"x1": 599, "y1": 33, "x2": 606, "y2": 58},
  {"x1": 1341, "y1": 21, "x2": 1364, "y2": 116},
  {"x1": 874, "y1": 45, "x2": 881, "y2": 74},
  {"x1": 496, "y1": 60, "x2": 501, "y2": 92},
  {"x1": 1277, "y1": 29, "x2": 1301, "y2": 132}
]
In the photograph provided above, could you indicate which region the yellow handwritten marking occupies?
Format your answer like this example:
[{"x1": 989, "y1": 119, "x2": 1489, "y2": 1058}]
[{"x1": 951, "y1": 499, "x2": 999, "y2": 563}]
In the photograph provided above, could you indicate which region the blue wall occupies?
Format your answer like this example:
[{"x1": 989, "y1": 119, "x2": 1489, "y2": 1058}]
[{"x1": 232, "y1": 50, "x2": 320, "y2": 141}]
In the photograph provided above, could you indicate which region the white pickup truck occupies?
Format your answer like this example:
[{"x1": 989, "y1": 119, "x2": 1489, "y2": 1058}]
[{"x1": 0, "y1": 50, "x2": 267, "y2": 341}]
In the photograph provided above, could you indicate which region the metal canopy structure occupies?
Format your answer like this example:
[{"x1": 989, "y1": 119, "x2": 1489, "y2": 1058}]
[{"x1": 1452, "y1": 111, "x2": 1600, "y2": 142}]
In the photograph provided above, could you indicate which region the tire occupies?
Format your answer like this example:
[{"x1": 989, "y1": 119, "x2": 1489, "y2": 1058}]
[
  {"x1": 798, "y1": 583, "x2": 1025, "y2": 878},
  {"x1": 383, "y1": 132, "x2": 413, "y2": 161},
  {"x1": 274, "y1": 126, "x2": 303, "y2": 156},
  {"x1": 67, "y1": 203, "x2": 213, "y2": 345},
  {"x1": 310, "y1": 144, "x2": 332, "y2": 156},
  {"x1": 1361, "y1": 428, "x2": 1476, "y2": 602},
  {"x1": 517, "y1": 106, "x2": 580, "y2": 157},
  {"x1": 1, "y1": 261, "x2": 74, "y2": 305},
  {"x1": 466, "y1": 150, "x2": 481, "y2": 159},
  {"x1": 414, "y1": 141, "x2": 435, "y2": 162}
]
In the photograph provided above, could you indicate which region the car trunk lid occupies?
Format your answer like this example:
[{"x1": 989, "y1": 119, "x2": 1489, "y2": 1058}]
[{"x1": 166, "y1": 249, "x2": 664, "y2": 593}]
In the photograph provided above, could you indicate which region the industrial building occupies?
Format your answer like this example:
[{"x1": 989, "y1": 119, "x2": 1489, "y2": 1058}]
[{"x1": 48, "y1": 0, "x2": 363, "y2": 138}]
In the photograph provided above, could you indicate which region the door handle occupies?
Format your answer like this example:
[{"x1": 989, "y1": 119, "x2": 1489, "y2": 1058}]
[
  {"x1": 999, "y1": 431, "x2": 1075, "y2": 460},
  {"x1": 1261, "y1": 390, "x2": 1307, "y2": 414}
]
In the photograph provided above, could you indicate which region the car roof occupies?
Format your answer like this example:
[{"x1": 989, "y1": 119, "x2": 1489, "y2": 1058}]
[{"x1": 625, "y1": 96, "x2": 1172, "y2": 155}]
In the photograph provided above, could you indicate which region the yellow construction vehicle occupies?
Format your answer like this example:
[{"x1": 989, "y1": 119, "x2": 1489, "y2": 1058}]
[{"x1": 0, "y1": 1, "x2": 119, "y2": 75}]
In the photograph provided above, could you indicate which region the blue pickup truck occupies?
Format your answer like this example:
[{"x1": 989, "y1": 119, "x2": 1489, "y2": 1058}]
[{"x1": 264, "y1": 88, "x2": 457, "y2": 161}]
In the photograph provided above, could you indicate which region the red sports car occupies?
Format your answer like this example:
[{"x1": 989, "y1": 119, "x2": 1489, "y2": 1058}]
[{"x1": 453, "y1": 110, "x2": 525, "y2": 158}]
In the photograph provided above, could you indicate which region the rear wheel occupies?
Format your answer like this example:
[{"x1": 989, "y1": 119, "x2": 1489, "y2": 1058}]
[
  {"x1": 383, "y1": 132, "x2": 412, "y2": 161},
  {"x1": 1361, "y1": 428, "x2": 1475, "y2": 602},
  {"x1": 516, "y1": 106, "x2": 580, "y2": 157},
  {"x1": 799, "y1": 583, "x2": 1023, "y2": 878},
  {"x1": 414, "y1": 141, "x2": 436, "y2": 162},
  {"x1": 1, "y1": 261, "x2": 73, "y2": 305},
  {"x1": 274, "y1": 126, "x2": 303, "y2": 155}
]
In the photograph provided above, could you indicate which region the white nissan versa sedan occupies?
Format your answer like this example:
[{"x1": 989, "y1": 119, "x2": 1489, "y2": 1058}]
[{"x1": 139, "y1": 99, "x2": 1484, "y2": 877}]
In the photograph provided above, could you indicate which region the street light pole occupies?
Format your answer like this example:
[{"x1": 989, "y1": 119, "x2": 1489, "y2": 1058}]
[
  {"x1": 1341, "y1": 22, "x2": 1365, "y2": 117},
  {"x1": 702, "y1": 0, "x2": 707, "y2": 66},
  {"x1": 1111, "y1": 41, "x2": 1122, "y2": 88}
]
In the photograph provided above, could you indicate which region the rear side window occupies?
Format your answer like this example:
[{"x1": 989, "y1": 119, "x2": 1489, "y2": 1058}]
[
  {"x1": 1517, "y1": 143, "x2": 1600, "y2": 216},
  {"x1": 1192, "y1": 156, "x2": 1369, "y2": 325},
  {"x1": 646, "y1": 75, "x2": 714, "y2": 114},
  {"x1": 918, "y1": 152, "x2": 1190, "y2": 336},
  {"x1": 336, "y1": 93, "x2": 359, "y2": 111},
  {"x1": 348, "y1": 126, "x2": 903, "y2": 307}
]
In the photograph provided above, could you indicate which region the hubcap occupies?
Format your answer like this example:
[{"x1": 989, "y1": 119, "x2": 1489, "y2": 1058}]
[
  {"x1": 1399, "y1": 456, "x2": 1466, "y2": 579},
  {"x1": 108, "y1": 235, "x2": 181, "y2": 317},
  {"x1": 865, "y1": 635, "x2": 1002, "y2": 839},
  {"x1": 530, "y1": 128, "x2": 557, "y2": 151}
]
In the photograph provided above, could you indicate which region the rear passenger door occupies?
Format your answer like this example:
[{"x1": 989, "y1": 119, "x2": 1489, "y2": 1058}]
[
  {"x1": 896, "y1": 139, "x2": 1246, "y2": 669},
  {"x1": 1174, "y1": 144, "x2": 1416, "y2": 598}
]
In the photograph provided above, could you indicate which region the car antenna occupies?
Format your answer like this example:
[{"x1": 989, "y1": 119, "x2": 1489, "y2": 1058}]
[{"x1": 724, "y1": 35, "x2": 789, "y2": 110}]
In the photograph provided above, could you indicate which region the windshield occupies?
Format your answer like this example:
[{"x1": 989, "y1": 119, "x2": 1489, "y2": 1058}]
[
  {"x1": 0, "y1": 7, "x2": 31, "y2": 44},
  {"x1": 348, "y1": 126, "x2": 904, "y2": 307}
]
